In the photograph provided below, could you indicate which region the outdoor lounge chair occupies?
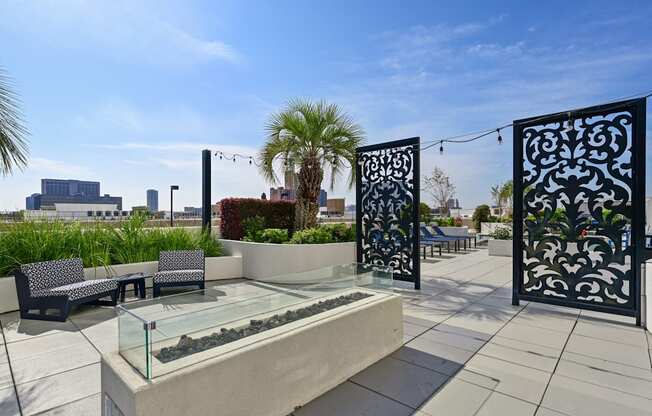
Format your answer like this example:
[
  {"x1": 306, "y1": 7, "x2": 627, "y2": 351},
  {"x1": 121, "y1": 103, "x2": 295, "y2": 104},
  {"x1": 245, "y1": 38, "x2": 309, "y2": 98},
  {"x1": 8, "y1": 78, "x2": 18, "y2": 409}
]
[
  {"x1": 420, "y1": 226, "x2": 459, "y2": 252},
  {"x1": 13, "y1": 258, "x2": 118, "y2": 322},
  {"x1": 430, "y1": 225, "x2": 476, "y2": 248},
  {"x1": 153, "y1": 250, "x2": 205, "y2": 297}
]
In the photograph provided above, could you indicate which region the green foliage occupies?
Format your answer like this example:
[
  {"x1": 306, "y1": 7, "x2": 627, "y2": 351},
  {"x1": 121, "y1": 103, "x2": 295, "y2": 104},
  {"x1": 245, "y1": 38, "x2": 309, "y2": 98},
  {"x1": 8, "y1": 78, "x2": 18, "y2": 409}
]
[
  {"x1": 0, "y1": 66, "x2": 29, "y2": 175},
  {"x1": 419, "y1": 203, "x2": 433, "y2": 224},
  {"x1": 0, "y1": 217, "x2": 222, "y2": 277},
  {"x1": 472, "y1": 204, "x2": 491, "y2": 230},
  {"x1": 242, "y1": 215, "x2": 266, "y2": 242},
  {"x1": 220, "y1": 198, "x2": 295, "y2": 240},
  {"x1": 289, "y1": 227, "x2": 334, "y2": 244},
  {"x1": 491, "y1": 226, "x2": 512, "y2": 240},
  {"x1": 259, "y1": 228, "x2": 290, "y2": 243}
]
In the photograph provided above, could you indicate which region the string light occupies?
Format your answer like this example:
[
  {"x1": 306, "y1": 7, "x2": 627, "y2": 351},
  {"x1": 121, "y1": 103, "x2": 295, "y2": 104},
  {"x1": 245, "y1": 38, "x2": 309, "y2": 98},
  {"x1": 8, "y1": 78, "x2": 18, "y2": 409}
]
[
  {"x1": 439, "y1": 142, "x2": 444, "y2": 155},
  {"x1": 497, "y1": 128, "x2": 503, "y2": 145}
]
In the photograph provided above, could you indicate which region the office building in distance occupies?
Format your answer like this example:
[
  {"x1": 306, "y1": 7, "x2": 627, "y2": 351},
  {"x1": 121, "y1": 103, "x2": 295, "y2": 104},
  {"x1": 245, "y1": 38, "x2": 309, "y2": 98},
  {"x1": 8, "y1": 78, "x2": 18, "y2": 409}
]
[{"x1": 146, "y1": 189, "x2": 159, "y2": 212}]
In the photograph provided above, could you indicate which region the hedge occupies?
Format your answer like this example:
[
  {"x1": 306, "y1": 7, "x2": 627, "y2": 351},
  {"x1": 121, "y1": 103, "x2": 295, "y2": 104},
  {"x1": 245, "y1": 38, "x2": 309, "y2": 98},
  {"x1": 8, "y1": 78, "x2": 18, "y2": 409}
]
[{"x1": 219, "y1": 198, "x2": 295, "y2": 240}]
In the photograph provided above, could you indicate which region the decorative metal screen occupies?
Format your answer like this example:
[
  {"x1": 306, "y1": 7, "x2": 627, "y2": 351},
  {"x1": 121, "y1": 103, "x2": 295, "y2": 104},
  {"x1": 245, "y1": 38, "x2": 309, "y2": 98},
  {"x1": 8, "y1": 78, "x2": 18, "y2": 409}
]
[
  {"x1": 356, "y1": 137, "x2": 420, "y2": 289},
  {"x1": 512, "y1": 98, "x2": 646, "y2": 323}
]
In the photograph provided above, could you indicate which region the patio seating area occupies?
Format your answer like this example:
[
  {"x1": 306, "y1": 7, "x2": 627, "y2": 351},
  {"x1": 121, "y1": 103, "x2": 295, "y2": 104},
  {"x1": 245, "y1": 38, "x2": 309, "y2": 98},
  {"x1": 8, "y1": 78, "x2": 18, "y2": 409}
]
[{"x1": 0, "y1": 248, "x2": 650, "y2": 416}]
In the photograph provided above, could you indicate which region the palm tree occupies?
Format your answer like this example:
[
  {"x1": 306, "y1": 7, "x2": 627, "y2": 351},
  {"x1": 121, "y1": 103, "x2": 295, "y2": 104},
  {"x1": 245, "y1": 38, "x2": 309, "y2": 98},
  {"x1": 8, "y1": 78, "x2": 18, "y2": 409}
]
[
  {"x1": 0, "y1": 67, "x2": 28, "y2": 175},
  {"x1": 490, "y1": 184, "x2": 502, "y2": 215},
  {"x1": 260, "y1": 99, "x2": 364, "y2": 230}
]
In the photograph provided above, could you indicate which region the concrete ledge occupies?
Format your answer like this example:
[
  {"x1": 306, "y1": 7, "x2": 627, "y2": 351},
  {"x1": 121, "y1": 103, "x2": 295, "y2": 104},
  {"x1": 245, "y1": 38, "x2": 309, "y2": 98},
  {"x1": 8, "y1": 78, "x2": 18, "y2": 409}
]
[
  {"x1": 220, "y1": 240, "x2": 355, "y2": 280},
  {"x1": 0, "y1": 256, "x2": 243, "y2": 314},
  {"x1": 438, "y1": 226, "x2": 469, "y2": 237},
  {"x1": 101, "y1": 291, "x2": 403, "y2": 416},
  {"x1": 488, "y1": 239, "x2": 512, "y2": 257}
]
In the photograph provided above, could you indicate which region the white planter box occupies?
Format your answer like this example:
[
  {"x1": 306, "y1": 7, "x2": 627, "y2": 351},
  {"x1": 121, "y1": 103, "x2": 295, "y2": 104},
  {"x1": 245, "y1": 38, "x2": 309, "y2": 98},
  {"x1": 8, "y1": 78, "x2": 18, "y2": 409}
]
[
  {"x1": 438, "y1": 226, "x2": 469, "y2": 237},
  {"x1": 220, "y1": 240, "x2": 355, "y2": 280},
  {"x1": 0, "y1": 256, "x2": 243, "y2": 314},
  {"x1": 488, "y1": 239, "x2": 512, "y2": 257},
  {"x1": 101, "y1": 291, "x2": 403, "y2": 416}
]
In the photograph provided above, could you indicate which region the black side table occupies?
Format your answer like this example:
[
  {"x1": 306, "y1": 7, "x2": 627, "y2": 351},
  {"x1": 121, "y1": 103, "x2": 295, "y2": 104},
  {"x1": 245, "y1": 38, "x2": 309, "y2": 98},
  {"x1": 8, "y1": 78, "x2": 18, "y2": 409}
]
[{"x1": 116, "y1": 273, "x2": 147, "y2": 303}]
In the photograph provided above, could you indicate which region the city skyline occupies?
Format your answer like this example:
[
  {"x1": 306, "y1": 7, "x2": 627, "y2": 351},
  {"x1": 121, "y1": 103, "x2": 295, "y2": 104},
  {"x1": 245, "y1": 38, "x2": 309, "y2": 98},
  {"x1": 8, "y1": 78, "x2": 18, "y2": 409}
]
[{"x1": 0, "y1": 1, "x2": 651, "y2": 211}]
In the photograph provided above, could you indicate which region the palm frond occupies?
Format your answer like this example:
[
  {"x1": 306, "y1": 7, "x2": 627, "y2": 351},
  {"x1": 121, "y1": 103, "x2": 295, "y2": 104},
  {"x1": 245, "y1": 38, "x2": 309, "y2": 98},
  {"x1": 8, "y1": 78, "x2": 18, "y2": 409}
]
[{"x1": 0, "y1": 67, "x2": 29, "y2": 176}]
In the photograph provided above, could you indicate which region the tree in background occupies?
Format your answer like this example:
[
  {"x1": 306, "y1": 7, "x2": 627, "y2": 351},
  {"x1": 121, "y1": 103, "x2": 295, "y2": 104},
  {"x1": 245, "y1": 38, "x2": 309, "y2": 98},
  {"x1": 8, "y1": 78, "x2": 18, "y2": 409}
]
[
  {"x1": 472, "y1": 204, "x2": 491, "y2": 231},
  {"x1": 260, "y1": 99, "x2": 364, "y2": 230},
  {"x1": 0, "y1": 67, "x2": 28, "y2": 175},
  {"x1": 500, "y1": 180, "x2": 513, "y2": 214},
  {"x1": 423, "y1": 166, "x2": 456, "y2": 216},
  {"x1": 419, "y1": 202, "x2": 433, "y2": 224},
  {"x1": 490, "y1": 184, "x2": 502, "y2": 214}
]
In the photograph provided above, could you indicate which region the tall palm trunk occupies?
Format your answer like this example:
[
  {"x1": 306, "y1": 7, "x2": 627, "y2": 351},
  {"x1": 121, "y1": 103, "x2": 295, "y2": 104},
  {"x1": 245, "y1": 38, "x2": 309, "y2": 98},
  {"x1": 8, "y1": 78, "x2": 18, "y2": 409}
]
[{"x1": 295, "y1": 154, "x2": 322, "y2": 230}]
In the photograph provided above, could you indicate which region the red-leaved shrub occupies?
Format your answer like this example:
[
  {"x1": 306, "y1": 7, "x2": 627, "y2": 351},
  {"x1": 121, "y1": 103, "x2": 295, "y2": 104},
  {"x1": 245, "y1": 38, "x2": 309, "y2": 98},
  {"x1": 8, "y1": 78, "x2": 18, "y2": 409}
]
[{"x1": 219, "y1": 198, "x2": 295, "y2": 240}]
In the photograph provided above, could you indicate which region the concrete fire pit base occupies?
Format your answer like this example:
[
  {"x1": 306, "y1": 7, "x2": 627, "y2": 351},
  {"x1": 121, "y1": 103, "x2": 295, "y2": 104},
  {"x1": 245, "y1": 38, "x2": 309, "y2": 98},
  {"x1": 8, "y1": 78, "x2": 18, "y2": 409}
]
[{"x1": 101, "y1": 290, "x2": 403, "y2": 416}]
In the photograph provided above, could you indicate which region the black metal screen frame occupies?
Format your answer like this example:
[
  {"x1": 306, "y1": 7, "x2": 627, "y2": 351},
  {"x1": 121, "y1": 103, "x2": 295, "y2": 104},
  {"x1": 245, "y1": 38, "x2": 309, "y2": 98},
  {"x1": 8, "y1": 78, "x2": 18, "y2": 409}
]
[
  {"x1": 356, "y1": 137, "x2": 421, "y2": 289},
  {"x1": 512, "y1": 98, "x2": 646, "y2": 325}
]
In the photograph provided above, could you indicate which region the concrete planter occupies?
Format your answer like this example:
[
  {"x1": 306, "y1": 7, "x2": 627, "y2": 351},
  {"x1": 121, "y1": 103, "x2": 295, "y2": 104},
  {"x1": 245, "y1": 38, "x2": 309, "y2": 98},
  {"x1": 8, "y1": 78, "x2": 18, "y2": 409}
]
[
  {"x1": 488, "y1": 239, "x2": 512, "y2": 257},
  {"x1": 101, "y1": 290, "x2": 403, "y2": 416},
  {"x1": 0, "y1": 256, "x2": 243, "y2": 314},
  {"x1": 438, "y1": 226, "x2": 469, "y2": 237},
  {"x1": 480, "y1": 222, "x2": 511, "y2": 236},
  {"x1": 220, "y1": 240, "x2": 355, "y2": 280}
]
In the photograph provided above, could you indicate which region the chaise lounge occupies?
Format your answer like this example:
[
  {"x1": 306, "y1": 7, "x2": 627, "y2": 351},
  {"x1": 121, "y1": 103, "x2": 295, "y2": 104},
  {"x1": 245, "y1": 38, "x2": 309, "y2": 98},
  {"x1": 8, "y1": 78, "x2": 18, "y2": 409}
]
[
  {"x1": 14, "y1": 258, "x2": 119, "y2": 322},
  {"x1": 153, "y1": 250, "x2": 205, "y2": 297}
]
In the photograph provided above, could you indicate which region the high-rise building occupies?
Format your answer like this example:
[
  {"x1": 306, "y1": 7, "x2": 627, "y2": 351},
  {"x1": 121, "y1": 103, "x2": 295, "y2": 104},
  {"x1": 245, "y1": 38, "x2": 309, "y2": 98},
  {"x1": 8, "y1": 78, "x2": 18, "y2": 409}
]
[
  {"x1": 146, "y1": 189, "x2": 159, "y2": 212},
  {"x1": 26, "y1": 179, "x2": 121, "y2": 210},
  {"x1": 318, "y1": 189, "x2": 327, "y2": 207}
]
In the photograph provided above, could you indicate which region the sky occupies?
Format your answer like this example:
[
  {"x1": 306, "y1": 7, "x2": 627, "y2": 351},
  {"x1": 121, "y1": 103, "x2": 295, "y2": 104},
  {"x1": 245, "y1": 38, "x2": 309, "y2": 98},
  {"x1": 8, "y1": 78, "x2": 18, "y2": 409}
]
[{"x1": 1, "y1": 0, "x2": 651, "y2": 211}]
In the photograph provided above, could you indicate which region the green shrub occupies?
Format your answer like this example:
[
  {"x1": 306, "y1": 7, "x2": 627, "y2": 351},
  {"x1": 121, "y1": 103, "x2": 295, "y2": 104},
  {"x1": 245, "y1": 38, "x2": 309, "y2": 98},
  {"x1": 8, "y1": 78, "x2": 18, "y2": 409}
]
[
  {"x1": 419, "y1": 203, "x2": 433, "y2": 224},
  {"x1": 259, "y1": 228, "x2": 289, "y2": 243},
  {"x1": 242, "y1": 215, "x2": 265, "y2": 242},
  {"x1": 220, "y1": 198, "x2": 295, "y2": 240},
  {"x1": 472, "y1": 204, "x2": 491, "y2": 231},
  {"x1": 491, "y1": 226, "x2": 512, "y2": 240},
  {"x1": 319, "y1": 223, "x2": 355, "y2": 242},
  {"x1": 0, "y1": 217, "x2": 222, "y2": 276},
  {"x1": 289, "y1": 227, "x2": 334, "y2": 244}
]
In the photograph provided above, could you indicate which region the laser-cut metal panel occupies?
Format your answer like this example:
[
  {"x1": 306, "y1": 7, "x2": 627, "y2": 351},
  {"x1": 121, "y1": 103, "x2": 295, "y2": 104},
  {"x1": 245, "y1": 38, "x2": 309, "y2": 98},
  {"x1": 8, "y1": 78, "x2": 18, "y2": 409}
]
[
  {"x1": 512, "y1": 98, "x2": 645, "y2": 323},
  {"x1": 356, "y1": 137, "x2": 420, "y2": 289}
]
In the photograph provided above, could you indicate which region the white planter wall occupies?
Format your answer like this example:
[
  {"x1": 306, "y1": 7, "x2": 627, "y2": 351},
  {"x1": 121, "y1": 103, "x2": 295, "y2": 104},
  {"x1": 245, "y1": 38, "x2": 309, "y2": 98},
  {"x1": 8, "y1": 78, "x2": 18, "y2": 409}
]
[
  {"x1": 220, "y1": 240, "x2": 355, "y2": 280},
  {"x1": 0, "y1": 256, "x2": 242, "y2": 314},
  {"x1": 480, "y1": 222, "x2": 510, "y2": 235},
  {"x1": 488, "y1": 239, "x2": 512, "y2": 257}
]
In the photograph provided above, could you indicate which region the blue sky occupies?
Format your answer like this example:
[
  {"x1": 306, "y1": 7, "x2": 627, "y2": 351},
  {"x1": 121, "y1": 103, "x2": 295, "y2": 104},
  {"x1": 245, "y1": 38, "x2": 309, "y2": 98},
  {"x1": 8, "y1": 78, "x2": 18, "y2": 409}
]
[{"x1": 1, "y1": 0, "x2": 651, "y2": 211}]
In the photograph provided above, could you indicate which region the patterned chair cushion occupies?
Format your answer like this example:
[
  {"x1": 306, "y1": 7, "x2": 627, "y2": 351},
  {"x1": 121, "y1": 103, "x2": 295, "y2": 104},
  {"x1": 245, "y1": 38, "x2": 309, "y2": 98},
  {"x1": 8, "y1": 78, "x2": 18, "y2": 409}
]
[
  {"x1": 153, "y1": 270, "x2": 204, "y2": 284},
  {"x1": 159, "y1": 250, "x2": 204, "y2": 272},
  {"x1": 32, "y1": 279, "x2": 118, "y2": 301},
  {"x1": 20, "y1": 258, "x2": 85, "y2": 294}
]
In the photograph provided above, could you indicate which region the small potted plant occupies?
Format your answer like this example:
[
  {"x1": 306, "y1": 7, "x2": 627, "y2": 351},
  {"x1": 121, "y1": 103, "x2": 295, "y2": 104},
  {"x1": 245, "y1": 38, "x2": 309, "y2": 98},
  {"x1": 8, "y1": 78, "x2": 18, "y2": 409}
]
[{"x1": 488, "y1": 225, "x2": 512, "y2": 257}]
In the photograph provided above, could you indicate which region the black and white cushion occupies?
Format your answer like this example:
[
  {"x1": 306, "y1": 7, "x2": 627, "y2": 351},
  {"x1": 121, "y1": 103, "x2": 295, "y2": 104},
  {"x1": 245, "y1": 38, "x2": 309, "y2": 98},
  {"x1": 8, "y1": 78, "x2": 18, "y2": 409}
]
[
  {"x1": 32, "y1": 279, "x2": 118, "y2": 301},
  {"x1": 153, "y1": 270, "x2": 203, "y2": 283},
  {"x1": 154, "y1": 250, "x2": 204, "y2": 284},
  {"x1": 158, "y1": 250, "x2": 204, "y2": 271},
  {"x1": 21, "y1": 258, "x2": 86, "y2": 294}
]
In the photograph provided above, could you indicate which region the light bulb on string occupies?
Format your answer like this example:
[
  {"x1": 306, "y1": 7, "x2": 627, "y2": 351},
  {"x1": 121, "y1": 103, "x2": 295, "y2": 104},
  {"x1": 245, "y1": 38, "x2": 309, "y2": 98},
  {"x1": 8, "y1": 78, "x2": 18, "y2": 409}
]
[
  {"x1": 497, "y1": 129, "x2": 503, "y2": 145},
  {"x1": 565, "y1": 111, "x2": 575, "y2": 132},
  {"x1": 249, "y1": 157, "x2": 253, "y2": 165},
  {"x1": 439, "y1": 142, "x2": 444, "y2": 155}
]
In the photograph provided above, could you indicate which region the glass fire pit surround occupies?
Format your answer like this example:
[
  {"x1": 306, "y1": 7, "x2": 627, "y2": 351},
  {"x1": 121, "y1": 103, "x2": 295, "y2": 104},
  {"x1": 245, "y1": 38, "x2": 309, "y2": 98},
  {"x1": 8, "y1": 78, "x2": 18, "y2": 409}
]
[{"x1": 117, "y1": 263, "x2": 393, "y2": 379}]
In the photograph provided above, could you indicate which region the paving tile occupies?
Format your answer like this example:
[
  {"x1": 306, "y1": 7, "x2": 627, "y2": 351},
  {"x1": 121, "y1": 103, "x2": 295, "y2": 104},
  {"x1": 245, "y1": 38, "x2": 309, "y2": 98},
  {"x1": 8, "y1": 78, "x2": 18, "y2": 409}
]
[
  {"x1": 35, "y1": 393, "x2": 100, "y2": 416},
  {"x1": 418, "y1": 377, "x2": 492, "y2": 415},
  {"x1": 0, "y1": 386, "x2": 20, "y2": 416},
  {"x1": 0, "y1": 362, "x2": 13, "y2": 390},
  {"x1": 572, "y1": 319, "x2": 648, "y2": 348},
  {"x1": 480, "y1": 336, "x2": 561, "y2": 372},
  {"x1": 511, "y1": 309, "x2": 577, "y2": 333},
  {"x1": 474, "y1": 294, "x2": 526, "y2": 311},
  {"x1": 6, "y1": 331, "x2": 89, "y2": 361},
  {"x1": 403, "y1": 322, "x2": 429, "y2": 338},
  {"x1": 17, "y1": 363, "x2": 100, "y2": 416},
  {"x1": 418, "y1": 328, "x2": 486, "y2": 352},
  {"x1": 441, "y1": 307, "x2": 511, "y2": 341},
  {"x1": 473, "y1": 392, "x2": 537, "y2": 415},
  {"x1": 524, "y1": 302, "x2": 580, "y2": 317},
  {"x1": 557, "y1": 351, "x2": 652, "y2": 399},
  {"x1": 534, "y1": 407, "x2": 568, "y2": 415},
  {"x1": 11, "y1": 341, "x2": 99, "y2": 385},
  {"x1": 565, "y1": 334, "x2": 651, "y2": 369},
  {"x1": 434, "y1": 323, "x2": 495, "y2": 343},
  {"x1": 293, "y1": 381, "x2": 413, "y2": 416},
  {"x1": 541, "y1": 374, "x2": 652, "y2": 416},
  {"x1": 393, "y1": 336, "x2": 474, "y2": 376},
  {"x1": 403, "y1": 315, "x2": 437, "y2": 329},
  {"x1": 459, "y1": 354, "x2": 551, "y2": 405},
  {"x1": 0, "y1": 312, "x2": 77, "y2": 344},
  {"x1": 579, "y1": 309, "x2": 637, "y2": 324},
  {"x1": 402, "y1": 304, "x2": 454, "y2": 324},
  {"x1": 497, "y1": 321, "x2": 570, "y2": 350},
  {"x1": 350, "y1": 357, "x2": 449, "y2": 408}
]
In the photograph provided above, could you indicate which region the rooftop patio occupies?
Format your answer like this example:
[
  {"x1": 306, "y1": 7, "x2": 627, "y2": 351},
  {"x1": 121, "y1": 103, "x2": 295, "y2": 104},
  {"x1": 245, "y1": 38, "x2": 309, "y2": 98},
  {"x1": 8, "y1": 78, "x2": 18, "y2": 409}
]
[{"x1": 1, "y1": 248, "x2": 650, "y2": 416}]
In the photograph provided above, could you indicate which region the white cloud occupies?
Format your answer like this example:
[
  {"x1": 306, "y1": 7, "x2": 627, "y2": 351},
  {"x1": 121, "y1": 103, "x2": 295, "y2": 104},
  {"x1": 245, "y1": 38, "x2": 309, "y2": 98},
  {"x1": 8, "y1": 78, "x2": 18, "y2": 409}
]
[
  {"x1": 0, "y1": 0, "x2": 240, "y2": 66},
  {"x1": 28, "y1": 157, "x2": 91, "y2": 177}
]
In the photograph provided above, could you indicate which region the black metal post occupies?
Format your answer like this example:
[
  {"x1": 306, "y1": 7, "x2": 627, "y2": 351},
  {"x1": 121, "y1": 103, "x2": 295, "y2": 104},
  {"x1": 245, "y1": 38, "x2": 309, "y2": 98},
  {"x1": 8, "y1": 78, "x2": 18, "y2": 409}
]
[
  {"x1": 170, "y1": 185, "x2": 179, "y2": 227},
  {"x1": 512, "y1": 121, "x2": 523, "y2": 306},
  {"x1": 201, "y1": 149, "x2": 211, "y2": 233}
]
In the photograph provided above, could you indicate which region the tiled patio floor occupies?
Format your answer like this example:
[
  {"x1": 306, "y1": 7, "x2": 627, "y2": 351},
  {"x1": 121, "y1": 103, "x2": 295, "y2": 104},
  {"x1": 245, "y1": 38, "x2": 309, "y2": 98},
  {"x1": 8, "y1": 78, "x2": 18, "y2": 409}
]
[{"x1": 1, "y1": 248, "x2": 651, "y2": 415}]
